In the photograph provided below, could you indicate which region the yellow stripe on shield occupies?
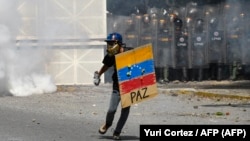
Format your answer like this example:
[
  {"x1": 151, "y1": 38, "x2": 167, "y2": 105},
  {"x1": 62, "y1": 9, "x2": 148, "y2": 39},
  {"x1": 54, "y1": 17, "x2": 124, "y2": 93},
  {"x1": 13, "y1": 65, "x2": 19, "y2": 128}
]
[{"x1": 116, "y1": 44, "x2": 154, "y2": 70}]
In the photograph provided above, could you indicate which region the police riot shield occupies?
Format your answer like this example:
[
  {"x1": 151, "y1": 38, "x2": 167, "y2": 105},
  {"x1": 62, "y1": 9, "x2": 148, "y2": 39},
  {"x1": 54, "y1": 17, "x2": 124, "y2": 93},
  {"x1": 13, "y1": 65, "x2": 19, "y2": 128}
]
[
  {"x1": 171, "y1": 32, "x2": 189, "y2": 81},
  {"x1": 225, "y1": 21, "x2": 243, "y2": 64},
  {"x1": 175, "y1": 34, "x2": 189, "y2": 69},
  {"x1": 156, "y1": 33, "x2": 172, "y2": 82},
  {"x1": 124, "y1": 14, "x2": 141, "y2": 48},
  {"x1": 124, "y1": 32, "x2": 139, "y2": 48},
  {"x1": 204, "y1": 3, "x2": 227, "y2": 80},
  {"x1": 191, "y1": 33, "x2": 208, "y2": 68},
  {"x1": 208, "y1": 29, "x2": 225, "y2": 80},
  {"x1": 208, "y1": 28, "x2": 225, "y2": 63},
  {"x1": 190, "y1": 32, "x2": 208, "y2": 81},
  {"x1": 140, "y1": 14, "x2": 153, "y2": 46},
  {"x1": 156, "y1": 26, "x2": 172, "y2": 68}
]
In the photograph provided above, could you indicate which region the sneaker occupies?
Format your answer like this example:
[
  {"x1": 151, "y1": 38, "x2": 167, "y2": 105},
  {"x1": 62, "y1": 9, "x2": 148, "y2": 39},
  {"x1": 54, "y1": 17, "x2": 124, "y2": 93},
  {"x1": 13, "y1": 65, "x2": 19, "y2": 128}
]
[
  {"x1": 99, "y1": 124, "x2": 110, "y2": 134},
  {"x1": 113, "y1": 132, "x2": 121, "y2": 140}
]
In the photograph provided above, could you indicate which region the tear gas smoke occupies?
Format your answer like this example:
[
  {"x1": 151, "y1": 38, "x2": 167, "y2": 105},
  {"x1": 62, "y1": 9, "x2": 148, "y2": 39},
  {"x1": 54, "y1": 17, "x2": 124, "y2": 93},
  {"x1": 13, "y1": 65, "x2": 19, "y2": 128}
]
[{"x1": 0, "y1": 1, "x2": 57, "y2": 96}]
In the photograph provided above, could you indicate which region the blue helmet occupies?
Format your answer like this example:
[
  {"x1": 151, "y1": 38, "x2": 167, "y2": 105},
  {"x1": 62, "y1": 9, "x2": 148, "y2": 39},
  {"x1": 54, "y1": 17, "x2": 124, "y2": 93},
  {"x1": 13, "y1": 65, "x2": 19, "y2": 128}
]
[{"x1": 105, "y1": 32, "x2": 123, "y2": 43}]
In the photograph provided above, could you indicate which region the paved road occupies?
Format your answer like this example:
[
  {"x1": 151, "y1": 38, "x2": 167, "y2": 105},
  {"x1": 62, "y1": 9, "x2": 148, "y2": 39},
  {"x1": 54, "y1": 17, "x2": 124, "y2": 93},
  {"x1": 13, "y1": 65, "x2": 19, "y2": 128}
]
[{"x1": 0, "y1": 82, "x2": 249, "y2": 141}]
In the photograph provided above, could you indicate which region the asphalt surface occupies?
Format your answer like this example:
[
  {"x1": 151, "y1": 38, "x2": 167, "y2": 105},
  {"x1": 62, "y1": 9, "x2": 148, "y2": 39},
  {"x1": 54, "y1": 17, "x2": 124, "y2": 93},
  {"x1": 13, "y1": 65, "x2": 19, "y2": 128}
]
[{"x1": 0, "y1": 80, "x2": 249, "y2": 141}]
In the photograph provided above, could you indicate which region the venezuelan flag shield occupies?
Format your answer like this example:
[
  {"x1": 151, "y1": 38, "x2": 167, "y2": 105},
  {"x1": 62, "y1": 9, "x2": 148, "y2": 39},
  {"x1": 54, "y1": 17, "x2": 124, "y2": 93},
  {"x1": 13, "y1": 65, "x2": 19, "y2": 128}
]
[{"x1": 115, "y1": 43, "x2": 158, "y2": 108}]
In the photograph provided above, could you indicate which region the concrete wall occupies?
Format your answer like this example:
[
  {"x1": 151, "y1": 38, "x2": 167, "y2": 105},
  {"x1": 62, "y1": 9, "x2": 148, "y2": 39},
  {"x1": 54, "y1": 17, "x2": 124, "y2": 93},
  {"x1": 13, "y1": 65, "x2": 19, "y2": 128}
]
[{"x1": 16, "y1": 0, "x2": 107, "y2": 85}]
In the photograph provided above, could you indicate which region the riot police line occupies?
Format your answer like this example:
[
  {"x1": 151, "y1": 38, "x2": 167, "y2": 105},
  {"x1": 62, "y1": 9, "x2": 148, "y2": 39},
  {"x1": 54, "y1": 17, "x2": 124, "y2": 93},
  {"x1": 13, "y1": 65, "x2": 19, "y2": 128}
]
[{"x1": 106, "y1": 2, "x2": 250, "y2": 83}]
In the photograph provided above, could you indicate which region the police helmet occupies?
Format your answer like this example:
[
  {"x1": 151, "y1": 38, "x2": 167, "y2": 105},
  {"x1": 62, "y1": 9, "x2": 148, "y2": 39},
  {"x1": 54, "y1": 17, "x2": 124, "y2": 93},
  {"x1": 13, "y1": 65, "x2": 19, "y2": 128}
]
[
  {"x1": 196, "y1": 19, "x2": 204, "y2": 27},
  {"x1": 174, "y1": 18, "x2": 183, "y2": 28},
  {"x1": 210, "y1": 18, "x2": 218, "y2": 28}
]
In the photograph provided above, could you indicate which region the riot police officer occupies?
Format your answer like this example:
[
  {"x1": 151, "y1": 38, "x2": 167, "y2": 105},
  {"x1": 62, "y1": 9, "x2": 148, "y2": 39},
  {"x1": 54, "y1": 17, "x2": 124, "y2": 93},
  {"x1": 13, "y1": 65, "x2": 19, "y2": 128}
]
[
  {"x1": 207, "y1": 17, "x2": 226, "y2": 81},
  {"x1": 190, "y1": 18, "x2": 208, "y2": 81},
  {"x1": 172, "y1": 16, "x2": 189, "y2": 81}
]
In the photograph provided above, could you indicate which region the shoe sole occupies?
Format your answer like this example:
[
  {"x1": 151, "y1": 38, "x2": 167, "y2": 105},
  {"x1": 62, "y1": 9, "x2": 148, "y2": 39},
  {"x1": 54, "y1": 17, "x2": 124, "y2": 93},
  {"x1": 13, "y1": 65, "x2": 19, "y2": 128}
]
[
  {"x1": 98, "y1": 125, "x2": 110, "y2": 134},
  {"x1": 98, "y1": 129, "x2": 107, "y2": 134}
]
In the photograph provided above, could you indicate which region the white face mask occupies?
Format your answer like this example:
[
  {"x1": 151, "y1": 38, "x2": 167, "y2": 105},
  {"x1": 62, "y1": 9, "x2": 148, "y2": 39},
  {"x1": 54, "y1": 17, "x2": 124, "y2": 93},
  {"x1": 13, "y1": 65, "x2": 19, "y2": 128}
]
[{"x1": 107, "y1": 42, "x2": 120, "y2": 56}]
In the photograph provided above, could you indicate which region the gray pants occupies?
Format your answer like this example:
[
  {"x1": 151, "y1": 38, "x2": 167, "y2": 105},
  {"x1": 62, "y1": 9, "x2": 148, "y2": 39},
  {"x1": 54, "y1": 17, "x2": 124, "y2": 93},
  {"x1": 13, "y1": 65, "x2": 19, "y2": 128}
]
[{"x1": 105, "y1": 90, "x2": 130, "y2": 134}]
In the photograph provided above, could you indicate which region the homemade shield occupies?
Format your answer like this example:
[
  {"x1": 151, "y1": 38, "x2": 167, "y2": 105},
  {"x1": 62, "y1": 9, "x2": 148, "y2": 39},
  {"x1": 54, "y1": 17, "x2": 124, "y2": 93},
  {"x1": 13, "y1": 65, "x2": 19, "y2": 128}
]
[{"x1": 115, "y1": 43, "x2": 158, "y2": 108}]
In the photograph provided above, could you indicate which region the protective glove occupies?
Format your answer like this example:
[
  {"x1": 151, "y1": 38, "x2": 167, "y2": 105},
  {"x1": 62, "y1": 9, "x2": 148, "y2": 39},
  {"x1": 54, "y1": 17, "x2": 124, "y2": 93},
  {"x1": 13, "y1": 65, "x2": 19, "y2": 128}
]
[{"x1": 93, "y1": 71, "x2": 101, "y2": 86}]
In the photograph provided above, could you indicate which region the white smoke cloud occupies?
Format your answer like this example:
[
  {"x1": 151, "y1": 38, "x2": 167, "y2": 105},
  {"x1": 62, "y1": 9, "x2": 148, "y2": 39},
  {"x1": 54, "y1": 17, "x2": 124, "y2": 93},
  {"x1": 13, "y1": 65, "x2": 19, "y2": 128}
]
[
  {"x1": 9, "y1": 73, "x2": 56, "y2": 97},
  {"x1": 0, "y1": 1, "x2": 57, "y2": 96}
]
